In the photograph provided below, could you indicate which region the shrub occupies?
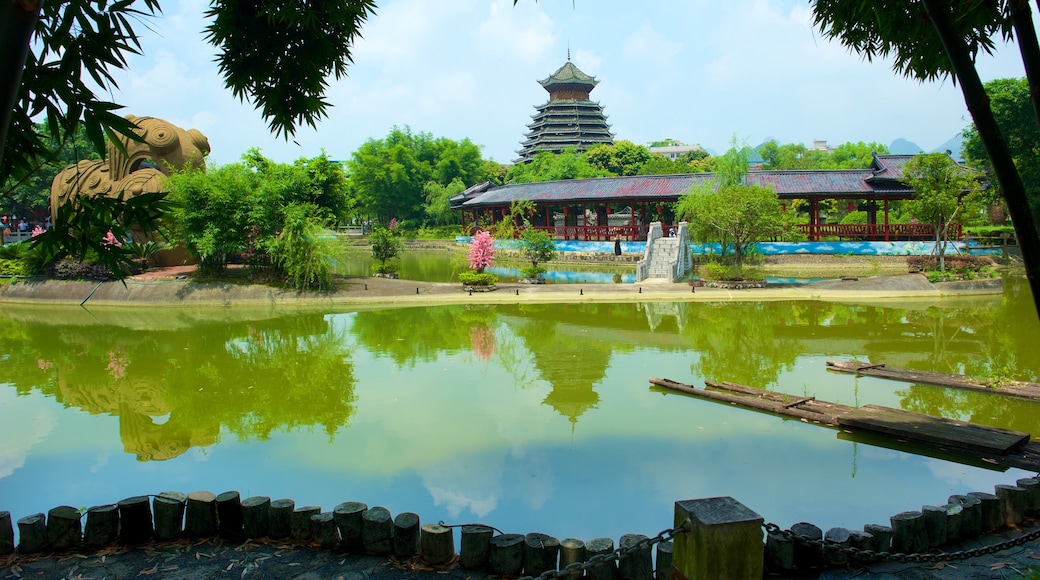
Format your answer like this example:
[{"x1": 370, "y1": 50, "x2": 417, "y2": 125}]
[
  {"x1": 519, "y1": 266, "x2": 546, "y2": 279},
  {"x1": 49, "y1": 259, "x2": 116, "y2": 281},
  {"x1": 0, "y1": 258, "x2": 28, "y2": 275},
  {"x1": 840, "y1": 211, "x2": 868, "y2": 224},
  {"x1": 370, "y1": 226, "x2": 404, "y2": 266},
  {"x1": 372, "y1": 261, "x2": 399, "y2": 275},
  {"x1": 268, "y1": 203, "x2": 337, "y2": 290},
  {"x1": 459, "y1": 271, "x2": 498, "y2": 286}
]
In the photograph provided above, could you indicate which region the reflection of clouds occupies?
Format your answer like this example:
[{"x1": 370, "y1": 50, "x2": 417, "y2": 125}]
[
  {"x1": 0, "y1": 387, "x2": 56, "y2": 479},
  {"x1": 422, "y1": 455, "x2": 504, "y2": 518},
  {"x1": 89, "y1": 452, "x2": 110, "y2": 474},
  {"x1": 924, "y1": 458, "x2": 1031, "y2": 491}
]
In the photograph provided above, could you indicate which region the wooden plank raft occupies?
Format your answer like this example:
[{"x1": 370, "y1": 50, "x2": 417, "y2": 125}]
[
  {"x1": 826, "y1": 359, "x2": 1040, "y2": 401},
  {"x1": 650, "y1": 377, "x2": 1032, "y2": 459}
]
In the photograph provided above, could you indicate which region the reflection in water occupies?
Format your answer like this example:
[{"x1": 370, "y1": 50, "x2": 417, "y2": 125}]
[
  {"x1": 1, "y1": 315, "x2": 356, "y2": 460},
  {"x1": 2, "y1": 279, "x2": 1040, "y2": 540}
]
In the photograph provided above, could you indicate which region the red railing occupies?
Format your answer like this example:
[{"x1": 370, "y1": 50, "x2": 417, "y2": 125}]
[
  {"x1": 797, "y1": 223, "x2": 961, "y2": 242},
  {"x1": 532, "y1": 225, "x2": 659, "y2": 241}
]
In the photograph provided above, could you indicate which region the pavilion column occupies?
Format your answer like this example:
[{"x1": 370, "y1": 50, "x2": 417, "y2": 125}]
[
  {"x1": 809, "y1": 199, "x2": 820, "y2": 241},
  {"x1": 884, "y1": 200, "x2": 890, "y2": 242}
]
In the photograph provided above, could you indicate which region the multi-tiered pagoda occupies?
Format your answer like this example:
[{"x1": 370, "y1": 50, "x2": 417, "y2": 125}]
[{"x1": 515, "y1": 59, "x2": 614, "y2": 162}]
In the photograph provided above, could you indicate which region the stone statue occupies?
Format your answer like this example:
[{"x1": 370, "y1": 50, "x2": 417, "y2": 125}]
[{"x1": 50, "y1": 115, "x2": 210, "y2": 220}]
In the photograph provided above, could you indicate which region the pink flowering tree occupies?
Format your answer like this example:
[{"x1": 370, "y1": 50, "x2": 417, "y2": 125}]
[{"x1": 468, "y1": 230, "x2": 495, "y2": 274}]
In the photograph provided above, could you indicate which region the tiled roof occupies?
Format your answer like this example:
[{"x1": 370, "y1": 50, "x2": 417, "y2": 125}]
[
  {"x1": 461, "y1": 155, "x2": 925, "y2": 208},
  {"x1": 539, "y1": 61, "x2": 598, "y2": 90}
]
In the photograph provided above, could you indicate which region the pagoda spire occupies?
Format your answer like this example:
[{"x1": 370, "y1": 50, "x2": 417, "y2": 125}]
[{"x1": 515, "y1": 59, "x2": 613, "y2": 162}]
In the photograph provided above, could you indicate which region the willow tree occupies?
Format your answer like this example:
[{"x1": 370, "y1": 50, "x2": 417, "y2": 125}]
[{"x1": 811, "y1": 0, "x2": 1040, "y2": 318}]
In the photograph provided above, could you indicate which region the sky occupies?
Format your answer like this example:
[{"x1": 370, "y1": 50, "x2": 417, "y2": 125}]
[{"x1": 104, "y1": 0, "x2": 1032, "y2": 167}]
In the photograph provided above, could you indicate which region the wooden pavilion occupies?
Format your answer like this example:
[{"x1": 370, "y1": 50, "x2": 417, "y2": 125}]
[{"x1": 452, "y1": 153, "x2": 958, "y2": 242}]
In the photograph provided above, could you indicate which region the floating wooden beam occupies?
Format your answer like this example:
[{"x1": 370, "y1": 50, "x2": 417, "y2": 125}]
[
  {"x1": 651, "y1": 377, "x2": 1040, "y2": 471},
  {"x1": 825, "y1": 359, "x2": 1040, "y2": 401}
]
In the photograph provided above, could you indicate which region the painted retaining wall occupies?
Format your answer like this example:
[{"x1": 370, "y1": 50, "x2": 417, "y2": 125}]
[{"x1": 456, "y1": 237, "x2": 1003, "y2": 257}]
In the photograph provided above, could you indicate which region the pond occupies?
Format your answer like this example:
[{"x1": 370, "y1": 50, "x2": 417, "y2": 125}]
[
  {"x1": 337, "y1": 248, "x2": 638, "y2": 284},
  {"x1": 1, "y1": 278, "x2": 1039, "y2": 545}
]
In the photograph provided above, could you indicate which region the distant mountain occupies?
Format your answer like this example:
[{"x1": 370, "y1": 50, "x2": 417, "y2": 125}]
[
  {"x1": 930, "y1": 134, "x2": 964, "y2": 160},
  {"x1": 889, "y1": 138, "x2": 923, "y2": 155}
]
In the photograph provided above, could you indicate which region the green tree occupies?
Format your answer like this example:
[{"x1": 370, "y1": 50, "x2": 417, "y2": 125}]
[
  {"x1": 811, "y1": 0, "x2": 1040, "y2": 318},
  {"x1": 584, "y1": 140, "x2": 652, "y2": 176},
  {"x1": 506, "y1": 149, "x2": 611, "y2": 183},
  {"x1": 3, "y1": 0, "x2": 374, "y2": 196},
  {"x1": 962, "y1": 77, "x2": 1040, "y2": 222},
  {"x1": 166, "y1": 164, "x2": 254, "y2": 274},
  {"x1": 517, "y1": 224, "x2": 557, "y2": 279},
  {"x1": 423, "y1": 178, "x2": 466, "y2": 226},
  {"x1": 903, "y1": 152, "x2": 982, "y2": 271},
  {"x1": 678, "y1": 183, "x2": 793, "y2": 270},
  {"x1": 821, "y1": 141, "x2": 890, "y2": 169},
  {"x1": 2, "y1": 122, "x2": 98, "y2": 215},
  {"x1": 369, "y1": 225, "x2": 404, "y2": 271},
  {"x1": 268, "y1": 202, "x2": 338, "y2": 290}
]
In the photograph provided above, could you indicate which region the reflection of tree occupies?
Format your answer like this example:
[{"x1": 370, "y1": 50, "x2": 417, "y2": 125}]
[
  {"x1": 897, "y1": 384, "x2": 1040, "y2": 435},
  {"x1": 0, "y1": 314, "x2": 356, "y2": 460},
  {"x1": 685, "y1": 302, "x2": 803, "y2": 388},
  {"x1": 350, "y1": 305, "x2": 496, "y2": 367},
  {"x1": 469, "y1": 325, "x2": 496, "y2": 361}
]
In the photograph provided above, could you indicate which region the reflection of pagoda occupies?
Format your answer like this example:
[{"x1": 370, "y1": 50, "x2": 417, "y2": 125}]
[{"x1": 516, "y1": 57, "x2": 614, "y2": 162}]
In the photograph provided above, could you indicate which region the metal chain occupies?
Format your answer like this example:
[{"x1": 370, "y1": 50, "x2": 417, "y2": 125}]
[
  {"x1": 764, "y1": 522, "x2": 1040, "y2": 563},
  {"x1": 517, "y1": 519, "x2": 691, "y2": 580}
]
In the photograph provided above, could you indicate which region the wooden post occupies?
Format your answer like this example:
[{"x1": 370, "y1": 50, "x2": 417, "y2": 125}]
[
  {"x1": 560, "y1": 537, "x2": 587, "y2": 580},
  {"x1": 764, "y1": 531, "x2": 794, "y2": 573},
  {"x1": 46, "y1": 506, "x2": 81, "y2": 551},
  {"x1": 292, "y1": 506, "x2": 321, "y2": 542},
  {"x1": 995, "y1": 484, "x2": 1027, "y2": 526},
  {"x1": 586, "y1": 537, "x2": 618, "y2": 580},
  {"x1": 619, "y1": 533, "x2": 652, "y2": 580},
  {"x1": 311, "y1": 512, "x2": 339, "y2": 547},
  {"x1": 0, "y1": 511, "x2": 12, "y2": 555},
  {"x1": 655, "y1": 541, "x2": 673, "y2": 580},
  {"x1": 673, "y1": 497, "x2": 763, "y2": 580},
  {"x1": 524, "y1": 532, "x2": 560, "y2": 576},
  {"x1": 1017, "y1": 477, "x2": 1040, "y2": 513},
  {"x1": 862, "y1": 523, "x2": 892, "y2": 553},
  {"x1": 361, "y1": 506, "x2": 392, "y2": 554},
  {"x1": 789, "y1": 522, "x2": 822, "y2": 569},
  {"x1": 185, "y1": 491, "x2": 218, "y2": 538},
  {"x1": 921, "y1": 505, "x2": 947, "y2": 548},
  {"x1": 848, "y1": 530, "x2": 872, "y2": 551},
  {"x1": 944, "y1": 503, "x2": 963, "y2": 543},
  {"x1": 420, "y1": 523, "x2": 455, "y2": 565},
  {"x1": 460, "y1": 525, "x2": 493, "y2": 570},
  {"x1": 217, "y1": 491, "x2": 243, "y2": 539},
  {"x1": 17, "y1": 513, "x2": 46, "y2": 553},
  {"x1": 269, "y1": 499, "x2": 295, "y2": 540},
  {"x1": 890, "y1": 511, "x2": 926, "y2": 553},
  {"x1": 967, "y1": 492, "x2": 1001, "y2": 530},
  {"x1": 333, "y1": 501, "x2": 367, "y2": 551},
  {"x1": 84, "y1": 504, "x2": 119, "y2": 547},
  {"x1": 489, "y1": 533, "x2": 525, "y2": 576},
  {"x1": 153, "y1": 492, "x2": 187, "y2": 541},
  {"x1": 393, "y1": 512, "x2": 420, "y2": 558},
  {"x1": 118, "y1": 496, "x2": 153, "y2": 544},
  {"x1": 241, "y1": 496, "x2": 271, "y2": 539},
  {"x1": 823, "y1": 528, "x2": 850, "y2": 566},
  {"x1": 949, "y1": 495, "x2": 981, "y2": 537}
]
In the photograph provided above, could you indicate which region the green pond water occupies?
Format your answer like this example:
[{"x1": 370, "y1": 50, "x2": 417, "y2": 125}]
[{"x1": 2, "y1": 277, "x2": 1039, "y2": 544}]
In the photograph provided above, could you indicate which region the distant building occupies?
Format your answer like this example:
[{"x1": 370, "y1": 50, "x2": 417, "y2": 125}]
[
  {"x1": 809, "y1": 140, "x2": 833, "y2": 152},
  {"x1": 515, "y1": 59, "x2": 614, "y2": 162},
  {"x1": 648, "y1": 141, "x2": 705, "y2": 161}
]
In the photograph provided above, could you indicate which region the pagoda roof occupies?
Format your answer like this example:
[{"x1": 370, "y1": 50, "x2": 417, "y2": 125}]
[{"x1": 539, "y1": 61, "x2": 599, "y2": 91}]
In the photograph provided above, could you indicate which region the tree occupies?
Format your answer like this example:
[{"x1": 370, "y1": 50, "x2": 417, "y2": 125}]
[
  {"x1": 348, "y1": 126, "x2": 491, "y2": 224},
  {"x1": 506, "y1": 149, "x2": 611, "y2": 183},
  {"x1": 903, "y1": 153, "x2": 982, "y2": 271},
  {"x1": 423, "y1": 178, "x2": 466, "y2": 226},
  {"x1": 2, "y1": 122, "x2": 98, "y2": 215},
  {"x1": 517, "y1": 224, "x2": 557, "y2": 279},
  {"x1": 678, "y1": 183, "x2": 793, "y2": 270},
  {"x1": 676, "y1": 143, "x2": 794, "y2": 270},
  {"x1": 584, "y1": 140, "x2": 652, "y2": 176},
  {"x1": 2, "y1": 0, "x2": 375, "y2": 193},
  {"x1": 962, "y1": 77, "x2": 1040, "y2": 222},
  {"x1": 822, "y1": 141, "x2": 890, "y2": 169},
  {"x1": 811, "y1": 0, "x2": 1040, "y2": 319},
  {"x1": 368, "y1": 225, "x2": 404, "y2": 273},
  {"x1": 468, "y1": 230, "x2": 495, "y2": 274}
]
